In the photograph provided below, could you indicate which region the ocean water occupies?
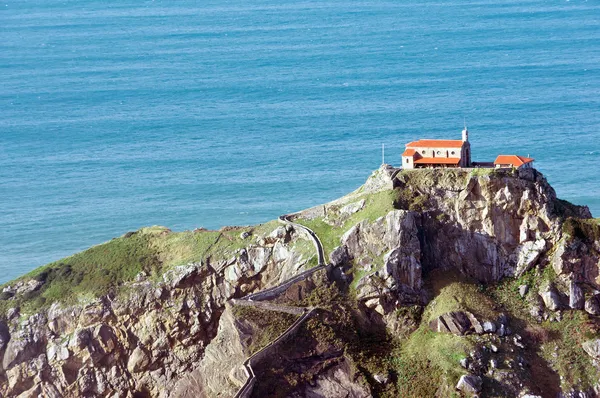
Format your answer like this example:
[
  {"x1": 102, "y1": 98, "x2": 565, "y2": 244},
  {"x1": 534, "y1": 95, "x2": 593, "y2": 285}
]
[{"x1": 1, "y1": 0, "x2": 599, "y2": 284}]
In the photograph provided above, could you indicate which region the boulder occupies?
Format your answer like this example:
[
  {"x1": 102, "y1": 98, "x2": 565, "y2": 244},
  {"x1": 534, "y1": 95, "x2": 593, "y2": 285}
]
[
  {"x1": 373, "y1": 372, "x2": 390, "y2": 384},
  {"x1": 330, "y1": 246, "x2": 350, "y2": 267},
  {"x1": 582, "y1": 339, "x2": 600, "y2": 359},
  {"x1": 340, "y1": 199, "x2": 365, "y2": 217},
  {"x1": 456, "y1": 374, "x2": 482, "y2": 394},
  {"x1": 268, "y1": 226, "x2": 288, "y2": 240},
  {"x1": 516, "y1": 239, "x2": 546, "y2": 275},
  {"x1": 569, "y1": 281, "x2": 585, "y2": 310},
  {"x1": 483, "y1": 321, "x2": 497, "y2": 333},
  {"x1": 539, "y1": 283, "x2": 562, "y2": 311},
  {"x1": 519, "y1": 285, "x2": 529, "y2": 298},
  {"x1": 429, "y1": 311, "x2": 484, "y2": 336},
  {"x1": 585, "y1": 295, "x2": 600, "y2": 316},
  {"x1": 6, "y1": 307, "x2": 19, "y2": 321},
  {"x1": 127, "y1": 347, "x2": 151, "y2": 373}
]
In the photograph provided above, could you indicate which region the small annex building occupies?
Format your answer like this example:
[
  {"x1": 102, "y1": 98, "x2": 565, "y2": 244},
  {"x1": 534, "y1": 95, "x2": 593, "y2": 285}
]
[
  {"x1": 493, "y1": 155, "x2": 534, "y2": 169},
  {"x1": 402, "y1": 128, "x2": 471, "y2": 169}
]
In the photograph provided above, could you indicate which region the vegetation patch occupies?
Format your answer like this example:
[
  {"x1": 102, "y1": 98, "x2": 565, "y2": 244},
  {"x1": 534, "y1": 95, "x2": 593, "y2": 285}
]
[
  {"x1": 0, "y1": 223, "x2": 278, "y2": 316},
  {"x1": 231, "y1": 305, "x2": 298, "y2": 355},
  {"x1": 562, "y1": 217, "x2": 600, "y2": 243},
  {"x1": 489, "y1": 265, "x2": 600, "y2": 391},
  {"x1": 295, "y1": 189, "x2": 399, "y2": 259},
  {"x1": 470, "y1": 168, "x2": 498, "y2": 177},
  {"x1": 538, "y1": 311, "x2": 600, "y2": 391},
  {"x1": 425, "y1": 269, "x2": 498, "y2": 322},
  {"x1": 394, "y1": 327, "x2": 470, "y2": 397},
  {"x1": 289, "y1": 238, "x2": 318, "y2": 268}
]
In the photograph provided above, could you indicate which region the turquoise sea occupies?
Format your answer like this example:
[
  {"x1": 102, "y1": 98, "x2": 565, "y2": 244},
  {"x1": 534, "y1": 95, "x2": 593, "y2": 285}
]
[{"x1": 1, "y1": 0, "x2": 599, "y2": 284}]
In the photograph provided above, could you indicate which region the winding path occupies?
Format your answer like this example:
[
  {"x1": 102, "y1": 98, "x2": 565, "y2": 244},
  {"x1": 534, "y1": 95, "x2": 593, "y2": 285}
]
[{"x1": 231, "y1": 214, "x2": 329, "y2": 398}]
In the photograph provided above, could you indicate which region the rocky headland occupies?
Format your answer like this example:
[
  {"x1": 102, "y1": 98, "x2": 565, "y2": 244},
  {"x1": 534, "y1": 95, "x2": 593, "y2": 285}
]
[{"x1": 1, "y1": 166, "x2": 599, "y2": 398}]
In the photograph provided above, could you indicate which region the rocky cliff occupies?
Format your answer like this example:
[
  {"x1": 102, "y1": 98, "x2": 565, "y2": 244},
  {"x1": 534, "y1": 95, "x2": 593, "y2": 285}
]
[{"x1": 1, "y1": 166, "x2": 599, "y2": 398}]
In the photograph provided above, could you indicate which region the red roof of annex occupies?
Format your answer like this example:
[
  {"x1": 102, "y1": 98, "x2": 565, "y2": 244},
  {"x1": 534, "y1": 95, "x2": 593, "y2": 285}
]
[{"x1": 494, "y1": 155, "x2": 534, "y2": 167}]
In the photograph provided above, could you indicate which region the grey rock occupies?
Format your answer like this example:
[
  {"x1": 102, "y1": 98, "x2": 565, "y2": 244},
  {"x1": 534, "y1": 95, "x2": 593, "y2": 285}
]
[
  {"x1": 456, "y1": 374, "x2": 482, "y2": 394},
  {"x1": 516, "y1": 239, "x2": 546, "y2": 275},
  {"x1": 528, "y1": 294, "x2": 545, "y2": 320},
  {"x1": 585, "y1": 295, "x2": 600, "y2": 316},
  {"x1": 539, "y1": 283, "x2": 562, "y2": 311},
  {"x1": 490, "y1": 359, "x2": 498, "y2": 369},
  {"x1": 519, "y1": 285, "x2": 529, "y2": 298},
  {"x1": 6, "y1": 307, "x2": 19, "y2": 321},
  {"x1": 460, "y1": 357, "x2": 469, "y2": 369},
  {"x1": 430, "y1": 311, "x2": 483, "y2": 336},
  {"x1": 0, "y1": 321, "x2": 9, "y2": 352},
  {"x1": 570, "y1": 281, "x2": 585, "y2": 310},
  {"x1": 127, "y1": 346, "x2": 151, "y2": 373},
  {"x1": 239, "y1": 231, "x2": 250, "y2": 239},
  {"x1": 582, "y1": 339, "x2": 600, "y2": 359},
  {"x1": 340, "y1": 199, "x2": 365, "y2": 217},
  {"x1": 483, "y1": 321, "x2": 496, "y2": 333},
  {"x1": 330, "y1": 246, "x2": 350, "y2": 267},
  {"x1": 15, "y1": 279, "x2": 43, "y2": 296},
  {"x1": 78, "y1": 370, "x2": 97, "y2": 394},
  {"x1": 497, "y1": 324, "x2": 507, "y2": 337},
  {"x1": 490, "y1": 344, "x2": 499, "y2": 353},
  {"x1": 498, "y1": 313, "x2": 509, "y2": 325},
  {"x1": 268, "y1": 226, "x2": 288, "y2": 240},
  {"x1": 514, "y1": 336, "x2": 526, "y2": 349},
  {"x1": 373, "y1": 373, "x2": 390, "y2": 384}
]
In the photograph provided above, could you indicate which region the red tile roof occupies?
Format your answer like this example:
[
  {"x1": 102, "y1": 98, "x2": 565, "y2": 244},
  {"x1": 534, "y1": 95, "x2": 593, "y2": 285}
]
[
  {"x1": 402, "y1": 148, "x2": 417, "y2": 157},
  {"x1": 414, "y1": 157, "x2": 460, "y2": 165},
  {"x1": 406, "y1": 139, "x2": 465, "y2": 149},
  {"x1": 494, "y1": 155, "x2": 534, "y2": 167}
]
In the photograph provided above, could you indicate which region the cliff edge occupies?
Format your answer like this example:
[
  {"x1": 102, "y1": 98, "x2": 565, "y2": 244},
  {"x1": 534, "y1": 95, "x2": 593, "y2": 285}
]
[{"x1": 0, "y1": 166, "x2": 599, "y2": 398}]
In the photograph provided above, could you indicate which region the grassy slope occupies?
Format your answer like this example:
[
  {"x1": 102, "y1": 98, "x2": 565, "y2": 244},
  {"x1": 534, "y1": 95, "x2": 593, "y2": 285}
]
[
  {"x1": 231, "y1": 305, "x2": 298, "y2": 355},
  {"x1": 0, "y1": 222, "x2": 279, "y2": 316},
  {"x1": 295, "y1": 189, "x2": 399, "y2": 259},
  {"x1": 491, "y1": 267, "x2": 600, "y2": 392}
]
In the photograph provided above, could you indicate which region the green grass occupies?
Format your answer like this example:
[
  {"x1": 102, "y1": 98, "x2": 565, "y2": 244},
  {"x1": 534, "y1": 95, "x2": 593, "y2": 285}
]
[
  {"x1": 562, "y1": 217, "x2": 600, "y2": 243},
  {"x1": 0, "y1": 223, "x2": 279, "y2": 316},
  {"x1": 295, "y1": 189, "x2": 399, "y2": 259},
  {"x1": 231, "y1": 305, "x2": 298, "y2": 355},
  {"x1": 396, "y1": 169, "x2": 471, "y2": 190},
  {"x1": 289, "y1": 238, "x2": 319, "y2": 268},
  {"x1": 424, "y1": 269, "x2": 498, "y2": 323},
  {"x1": 538, "y1": 311, "x2": 600, "y2": 391},
  {"x1": 394, "y1": 327, "x2": 471, "y2": 396},
  {"x1": 490, "y1": 265, "x2": 600, "y2": 391},
  {"x1": 470, "y1": 167, "x2": 498, "y2": 177}
]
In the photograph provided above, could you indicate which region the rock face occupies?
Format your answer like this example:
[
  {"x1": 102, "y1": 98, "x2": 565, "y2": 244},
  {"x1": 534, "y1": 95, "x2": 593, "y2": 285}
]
[
  {"x1": 429, "y1": 311, "x2": 486, "y2": 336},
  {"x1": 570, "y1": 281, "x2": 585, "y2": 310},
  {"x1": 342, "y1": 209, "x2": 424, "y2": 311},
  {"x1": 302, "y1": 359, "x2": 371, "y2": 398},
  {"x1": 398, "y1": 169, "x2": 562, "y2": 283},
  {"x1": 456, "y1": 374, "x2": 483, "y2": 394},
  {"x1": 0, "y1": 166, "x2": 597, "y2": 398},
  {"x1": 0, "y1": 225, "x2": 317, "y2": 397}
]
